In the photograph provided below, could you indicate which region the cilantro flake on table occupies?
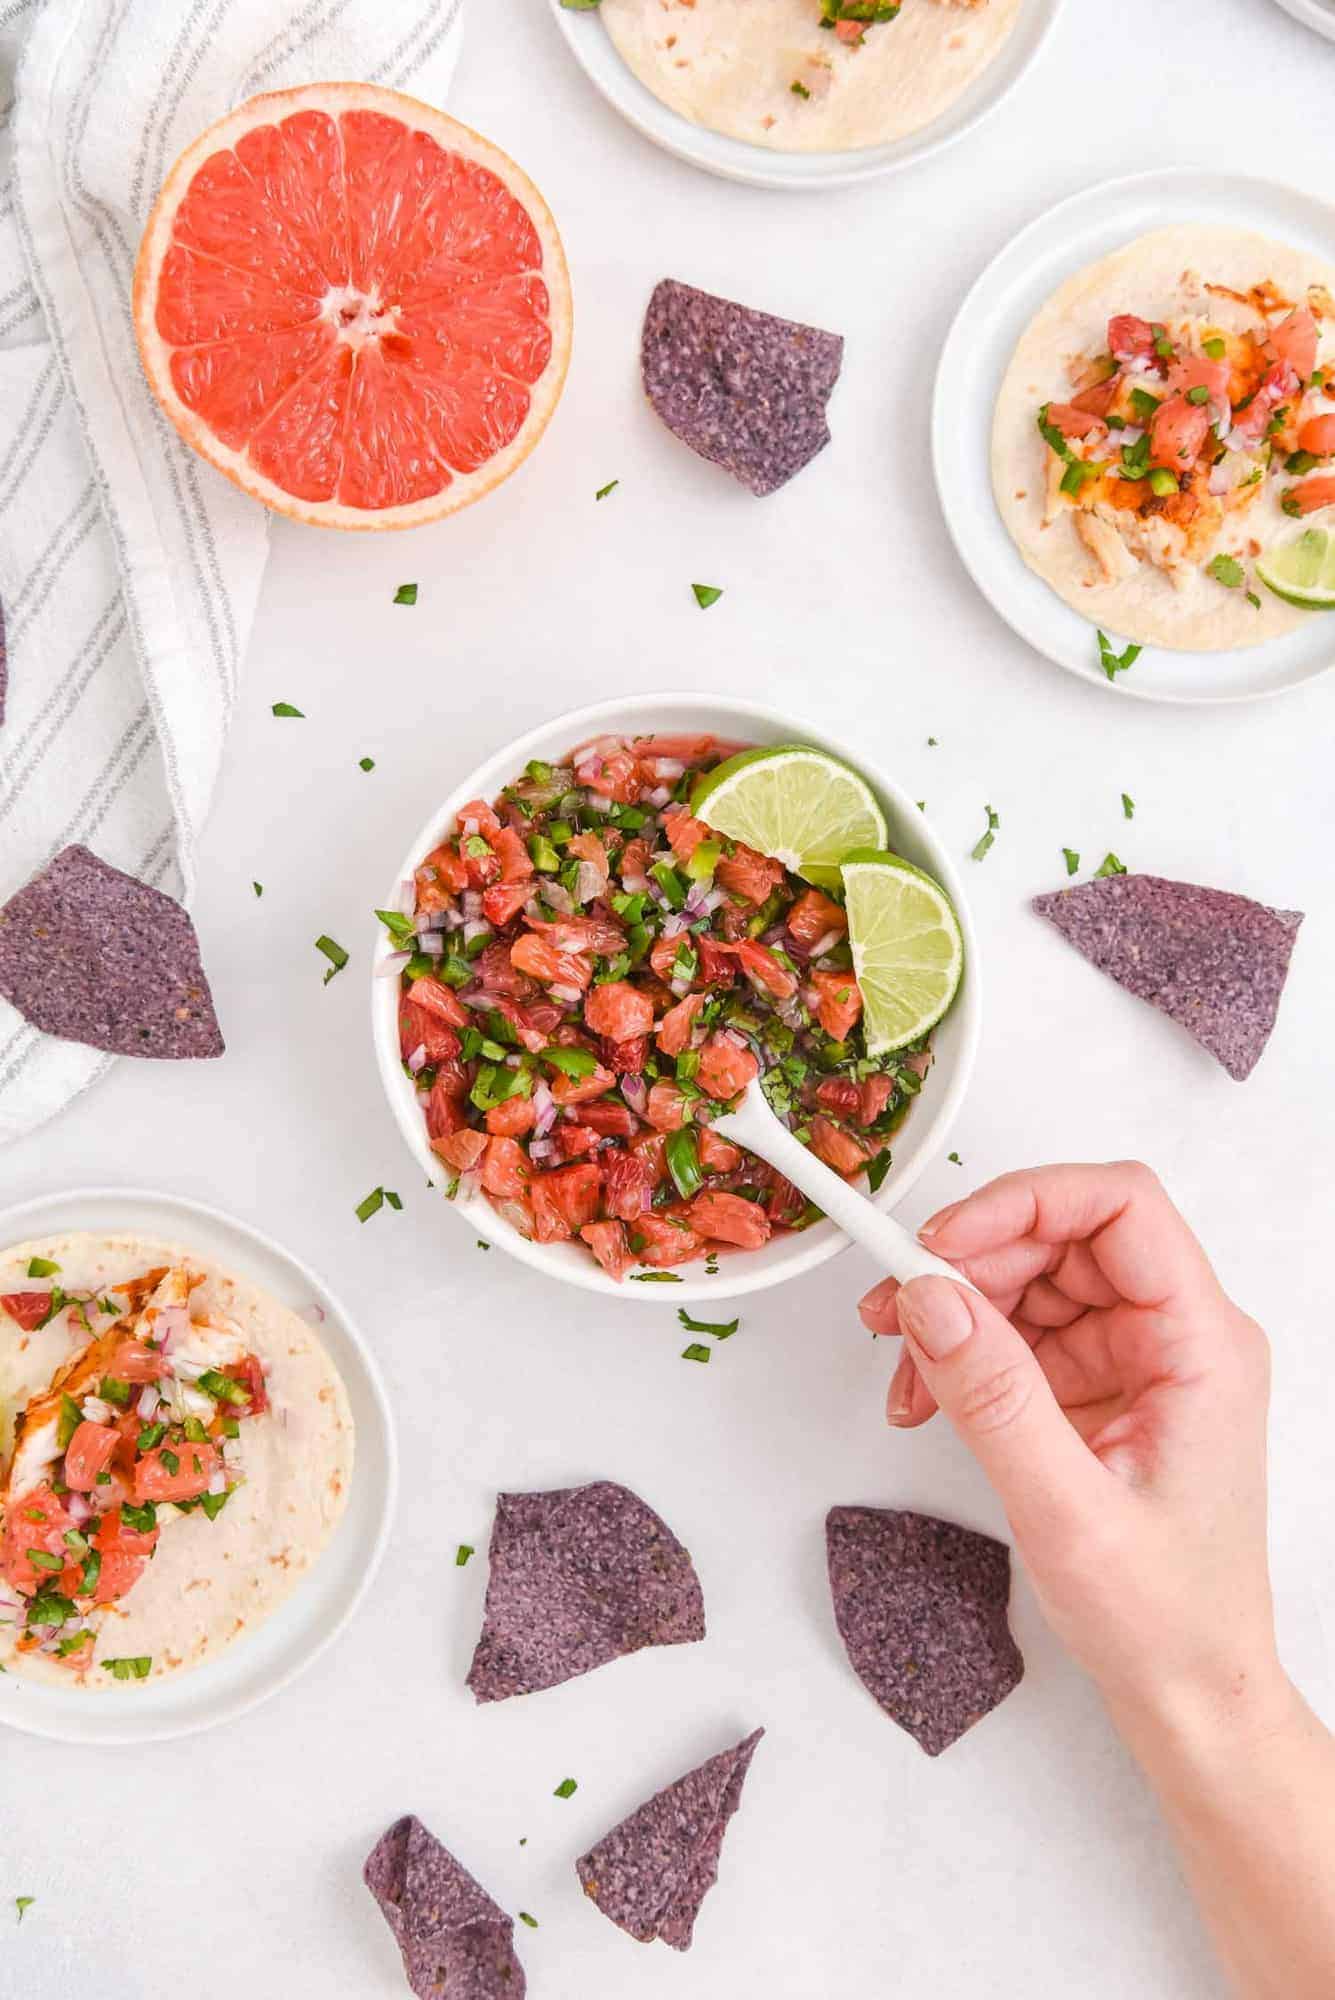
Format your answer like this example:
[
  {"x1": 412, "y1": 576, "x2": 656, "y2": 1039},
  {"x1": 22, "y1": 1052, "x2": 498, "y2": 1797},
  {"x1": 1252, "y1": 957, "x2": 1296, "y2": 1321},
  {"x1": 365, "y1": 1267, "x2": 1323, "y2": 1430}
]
[
  {"x1": 1062, "y1": 847, "x2": 1080, "y2": 876},
  {"x1": 681, "y1": 1342, "x2": 711, "y2": 1364},
  {"x1": 393, "y1": 583, "x2": 418, "y2": 605},
  {"x1": 1097, "y1": 631, "x2": 1141, "y2": 682},
  {"x1": 271, "y1": 701, "x2": 304, "y2": 718},
  {"x1": 252, "y1": 881, "x2": 263, "y2": 898},
  {"x1": 948, "y1": 1151, "x2": 962, "y2": 1165},
  {"x1": 595, "y1": 479, "x2": 619, "y2": 500},
  {"x1": 455, "y1": 1544, "x2": 474, "y2": 1567},
  {"x1": 691, "y1": 583, "x2": 723, "y2": 610},
  {"x1": 356, "y1": 1187, "x2": 398, "y2": 1222},
  {"x1": 1094, "y1": 852, "x2": 1128, "y2": 878},
  {"x1": 316, "y1": 935, "x2": 349, "y2": 984},
  {"x1": 678, "y1": 1308, "x2": 739, "y2": 1340},
  {"x1": 1121, "y1": 792, "x2": 1135, "y2": 820},
  {"x1": 554, "y1": 1778, "x2": 578, "y2": 1799},
  {"x1": 630, "y1": 1270, "x2": 682, "y2": 1283},
  {"x1": 970, "y1": 805, "x2": 999, "y2": 862},
  {"x1": 359, "y1": 756, "x2": 376, "y2": 772},
  {"x1": 14, "y1": 1898, "x2": 34, "y2": 1924}
]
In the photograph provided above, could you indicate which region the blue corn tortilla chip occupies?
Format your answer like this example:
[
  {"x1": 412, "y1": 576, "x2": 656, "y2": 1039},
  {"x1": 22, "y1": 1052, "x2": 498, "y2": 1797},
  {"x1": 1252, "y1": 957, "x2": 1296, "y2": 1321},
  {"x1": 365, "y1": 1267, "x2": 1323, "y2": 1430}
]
[
  {"x1": 576, "y1": 1728, "x2": 763, "y2": 1951},
  {"x1": 826, "y1": 1507, "x2": 1022, "y2": 1757},
  {"x1": 0, "y1": 844, "x2": 223, "y2": 1059},
  {"x1": 466, "y1": 1480, "x2": 704, "y2": 1703},
  {"x1": 363, "y1": 1814, "x2": 526, "y2": 2000},
  {"x1": 1032, "y1": 873, "x2": 1302, "y2": 1082},
  {"x1": 641, "y1": 278, "x2": 843, "y2": 496}
]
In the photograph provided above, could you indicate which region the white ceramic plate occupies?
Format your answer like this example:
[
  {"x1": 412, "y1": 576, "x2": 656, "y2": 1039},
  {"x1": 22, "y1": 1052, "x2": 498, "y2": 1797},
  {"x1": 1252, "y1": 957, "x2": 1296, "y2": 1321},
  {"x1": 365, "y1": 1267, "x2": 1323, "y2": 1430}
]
[
  {"x1": 0, "y1": 1188, "x2": 396, "y2": 1744},
  {"x1": 373, "y1": 692, "x2": 981, "y2": 1305},
  {"x1": 546, "y1": 0, "x2": 1061, "y2": 191},
  {"x1": 1270, "y1": 0, "x2": 1335, "y2": 44},
  {"x1": 932, "y1": 168, "x2": 1335, "y2": 705}
]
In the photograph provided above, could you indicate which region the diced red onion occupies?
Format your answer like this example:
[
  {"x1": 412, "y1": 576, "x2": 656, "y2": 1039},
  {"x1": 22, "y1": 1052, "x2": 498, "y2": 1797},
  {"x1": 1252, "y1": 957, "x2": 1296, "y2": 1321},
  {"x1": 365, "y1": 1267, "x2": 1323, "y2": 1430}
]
[
  {"x1": 621, "y1": 1074, "x2": 648, "y2": 1115},
  {"x1": 576, "y1": 861, "x2": 606, "y2": 904},
  {"x1": 136, "y1": 1384, "x2": 160, "y2": 1419},
  {"x1": 457, "y1": 1168, "x2": 482, "y2": 1204},
  {"x1": 643, "y1": 756, "x2": 685, "y2": 783},
  {"x1": 65, "y1": 1492, "x2": 93, "y2": 1528},
  {"x1": 417, "y1": 934, "x2": 444, "y2": 958},
  {"x1": 532, "y1": 1080, "x2": 557, "y2": 1138},
  {"x1": 542, "y1": 882, "x2": 574, "y2": 914},
  {"x1": 720, "y1": 1027, "x2": 747, "y2": 1049},
  {"x1": 462, "y1": 817, "x2": 479, "y2": 840},
  {"x1": 458, "y1": 989, "x2": 497, "y2": 1012},
  {"x1": 661, "y1": 910, "x2": 689, "y2": 939},
  {"x1": 462, "y1": 890, "x2": 482, "y2": 921},
  {"x1": 438, "y1": 905, "x2": 465, "y2": 932},
  {"x1": 641, "y1": 1186, "x2": 654, "y2": 1212},
  {"x1": 1208, "y1": 463, "x2": 1230, "y2": 496},
  {"x1": 398, "y1": 878, "x2": 416, "y2": 916},
  {"x1": 207, "y1": 1469, "x2": 227, "y2": 1498},
  {"x1": 809, "y1": 929, "x2": 843, "y2": 959},
  {"x1": 375, "y1": 952, "x2": 410, "y2": 979},
  {"x1": 299, "y1": 1302, "x2": 327, "y2": 1325},
  {"x1": 155, "y1": 1303, "x2": 188, "y2": 1353},
  {"x1": 528, "y1": 1137, "x2": 555, "y2": 1163},
  {"x1": 415, "y1": 912, "x2": 446, "y2": 937},
  {"x1": 81, "y1": 1395, "x2": 114, "y2": 1425},
  {"x1": 669, "y1": 974, "x2": 692, "y2": 999},
  {"x1": 551, "y1": 982, "x2": 583, "y2": 1006},
  {"x1": 463, "y1": 918, "x2": 491, "y2": 947},
  {"x1": 646, "y1": 784, "x2": 672, "y2": 809},
  {"x1": 406, "y1": 1043, "x2": 428, "y2": 1076},
  {"x1": 621, "y1": 872, "x2": 650, "y2": 895}
]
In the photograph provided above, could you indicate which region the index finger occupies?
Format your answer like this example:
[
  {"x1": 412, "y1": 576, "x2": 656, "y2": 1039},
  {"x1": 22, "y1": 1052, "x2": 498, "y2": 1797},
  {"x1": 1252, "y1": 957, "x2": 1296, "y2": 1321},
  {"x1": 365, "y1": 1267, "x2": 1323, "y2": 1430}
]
[{"x1": 919, "y1": 1161, "x2": 1219, "y2": 1311}]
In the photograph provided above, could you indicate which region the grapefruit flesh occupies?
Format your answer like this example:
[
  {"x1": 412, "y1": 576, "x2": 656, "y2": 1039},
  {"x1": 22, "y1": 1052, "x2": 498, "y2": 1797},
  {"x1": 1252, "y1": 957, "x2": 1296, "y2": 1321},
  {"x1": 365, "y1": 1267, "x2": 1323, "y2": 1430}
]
[{"x1": 134, "y1": 83, "x2": 572, "y2": 529}]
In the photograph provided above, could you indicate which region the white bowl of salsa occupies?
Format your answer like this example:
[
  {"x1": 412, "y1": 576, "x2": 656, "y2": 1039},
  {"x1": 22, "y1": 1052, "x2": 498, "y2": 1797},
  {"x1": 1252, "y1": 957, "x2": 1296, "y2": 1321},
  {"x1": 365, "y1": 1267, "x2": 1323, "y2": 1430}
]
[{"x1": 371, "y1": 692, "x2": 981, "y2": 1302}]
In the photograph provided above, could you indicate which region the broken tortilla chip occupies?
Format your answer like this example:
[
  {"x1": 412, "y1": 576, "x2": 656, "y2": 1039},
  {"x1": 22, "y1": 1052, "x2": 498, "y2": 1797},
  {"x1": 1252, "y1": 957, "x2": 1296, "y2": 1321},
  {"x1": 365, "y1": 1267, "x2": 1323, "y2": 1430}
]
[
  {"x1": 576, "y1": 1728, "x2": 763, "y2": 1951},
  {"x1": 466, "y1": 1480, "x2": 704, "y2": 1704},
  {"x1": 1032, "y1": 872, "x2": 1302, "y2": 1082},
  {"x1": 363, "y1": 1814, "x2": 526, "y2": 2000},
  {"x1": 0, "y1": 844, "x2": 223, "y2": 1059},
  {"x1": 641, "y1": 278, "x2": 843, "y2": 497},
  {"x1": 826, "y1": 1507, "x2": 1023, "y2": 1757}
]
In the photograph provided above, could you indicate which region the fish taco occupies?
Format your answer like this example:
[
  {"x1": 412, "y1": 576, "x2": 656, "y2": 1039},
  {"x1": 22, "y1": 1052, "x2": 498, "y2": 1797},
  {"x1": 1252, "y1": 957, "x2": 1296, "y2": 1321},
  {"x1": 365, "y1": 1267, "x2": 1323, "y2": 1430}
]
[
  {"x1": 992, "y1": 224, "x2": 1335, "y2": 652},
  {"x1": 0, "y1": 1234, "x2": 353, "y2": 1688}
]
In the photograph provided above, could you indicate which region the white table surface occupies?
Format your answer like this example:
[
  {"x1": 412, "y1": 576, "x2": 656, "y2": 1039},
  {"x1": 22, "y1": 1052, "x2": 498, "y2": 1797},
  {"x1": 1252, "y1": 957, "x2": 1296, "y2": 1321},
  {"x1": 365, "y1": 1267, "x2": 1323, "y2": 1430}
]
[{"x1": 3, "y1": 1, "x2": 1334, "y2": 1995}]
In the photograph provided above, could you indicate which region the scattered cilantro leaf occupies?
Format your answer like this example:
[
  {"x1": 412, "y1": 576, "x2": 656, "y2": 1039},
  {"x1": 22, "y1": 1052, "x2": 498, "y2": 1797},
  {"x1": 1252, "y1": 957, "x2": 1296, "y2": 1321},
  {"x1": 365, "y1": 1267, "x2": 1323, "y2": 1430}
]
[
  {"x1": 948, "y1": 1151, "x2": 962, "y2": 1165},
  {"x1": 1121, "y1": 792, "x2": 1134, "y2": 820},
  {"x1": 455, "y1": 1545, "x2": 474, "y2": 1567},
  {"x1": 1208, "y1": 553, "x2": 1245, "y2": 589},
  {"x1": 393, "y1": 583, "x2": 418, "y2": 605},
  {"x1": 681, "y1": 1342, "x2": 711, "y2": 1364},
  {"x1": 355, "y1": 1187, "x2": 388, "y2": 1222},
  {"x1": 15, "y1": 1898, "x2": 34, "y2": 1923},
  {"x1": 1094, "y1": 852, "x2": 1127, "y2": 878},
  {"x1": 691, "y1": 584, "x2": 723, "y2": 610},
  {"x1": 1062, "y1": 847, "x2": 1080, "y2": 876},
  {"x1": 554, "y1": 1778, "x2": 578, "y2": 1799},
  {"x1": 595, "y1": 480, "x2": 619, "y2": 500},
  {"x1": 970, "y1": 804, "x2": 999, "y2": 863},
  {"x1": 678, "y1": 1308, "x2": 738, "y2": 1340},
  {"x1": 27, "y1": 1257, "x2": 60, "y2": 1278},
  {"x1": 359, "y1": 756, "x2": 376, "y2": 772},
  {"x1": 252, "y1": 881, "x2": 263, "y2": 898},
  {"x1": 1096, "y1": 631, "x2": 1141, "y2": 682},
  {"x1": 315, "y1": 935, "x2": 349, "y2": 984},
  {"x1": 271, "y1": 701, "x2": 304, "y2": 718},
  {"x1": 630, "y1": 1271, "x2": 682, "y2": 1283}
]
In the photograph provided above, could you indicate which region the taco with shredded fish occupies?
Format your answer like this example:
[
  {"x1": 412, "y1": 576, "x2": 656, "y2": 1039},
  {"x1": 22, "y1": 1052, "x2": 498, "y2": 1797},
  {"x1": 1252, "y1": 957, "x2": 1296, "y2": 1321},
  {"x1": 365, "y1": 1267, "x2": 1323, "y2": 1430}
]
[
  {"x1": 992, "y1": 224, "x2": 1335, "y2": 652},
  {"x1": 0, "y1": 1235, "x2": 352, "y2": 1688}
]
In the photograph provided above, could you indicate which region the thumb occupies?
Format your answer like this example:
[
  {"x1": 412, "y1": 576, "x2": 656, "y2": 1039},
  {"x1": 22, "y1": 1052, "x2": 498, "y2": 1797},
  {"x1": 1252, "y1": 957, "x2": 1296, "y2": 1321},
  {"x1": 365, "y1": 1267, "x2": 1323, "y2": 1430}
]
[{"x1": 895, "y1": 1275, "x2": 1106, "y2": 1545}]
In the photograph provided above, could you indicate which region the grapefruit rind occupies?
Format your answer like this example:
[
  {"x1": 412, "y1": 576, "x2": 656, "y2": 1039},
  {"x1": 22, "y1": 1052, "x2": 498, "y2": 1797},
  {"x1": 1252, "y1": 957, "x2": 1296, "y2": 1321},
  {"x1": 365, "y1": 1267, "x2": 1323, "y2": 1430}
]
[{"x1": 132, "y1": 82, "x2": 572, "y2": 531}]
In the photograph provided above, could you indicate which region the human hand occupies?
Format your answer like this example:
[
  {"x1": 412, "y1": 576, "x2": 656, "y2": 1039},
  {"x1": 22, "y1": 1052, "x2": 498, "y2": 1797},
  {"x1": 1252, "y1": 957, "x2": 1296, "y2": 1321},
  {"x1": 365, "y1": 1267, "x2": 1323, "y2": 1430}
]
[{"x1": 859, "y1": 1163, "x2": 1287, "y2": 1735}]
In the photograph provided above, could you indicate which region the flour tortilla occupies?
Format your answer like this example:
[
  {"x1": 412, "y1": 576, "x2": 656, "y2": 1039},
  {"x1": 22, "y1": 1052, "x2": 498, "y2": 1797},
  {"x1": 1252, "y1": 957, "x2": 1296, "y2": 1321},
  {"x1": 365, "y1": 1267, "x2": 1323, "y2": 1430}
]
[
  {"x1": 599, "y1": 0, "x2": 1021, "y2": 154},
  {"x1": 0, "y1": 1233, "x2": 353, "y2": 1689},
  {"x1": 992, "y1": 224, "x2": 1335, "y2": 652}
]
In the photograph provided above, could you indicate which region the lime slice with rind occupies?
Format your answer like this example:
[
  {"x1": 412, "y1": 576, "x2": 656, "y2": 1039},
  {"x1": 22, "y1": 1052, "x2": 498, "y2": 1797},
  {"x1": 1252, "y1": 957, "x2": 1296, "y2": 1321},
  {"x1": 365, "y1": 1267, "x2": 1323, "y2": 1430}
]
[
  {"x1": 691, "y1": 745, "x2": 887, "y2": 890},
  {"x1": 840, "y1": 848, "x2": 964, "y2": 1055},
  {"x1": 1255, "y1": 527, "x2": 1335, "y2": 610}
]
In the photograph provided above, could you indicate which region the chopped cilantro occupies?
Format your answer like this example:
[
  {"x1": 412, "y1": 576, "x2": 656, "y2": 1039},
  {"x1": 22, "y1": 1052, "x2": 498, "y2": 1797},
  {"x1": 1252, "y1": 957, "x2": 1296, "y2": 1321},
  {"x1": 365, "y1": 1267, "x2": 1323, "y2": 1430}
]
[
  {"x1": 377, "y1": 908, "x2": 418, "y2": 948},
  {"x1": 26, "y1": 1257, "x2": 59, "y2": 1278},
  {"x1": 1096, "y1": 630, "x2": 1142, "y2": 682},
  {"x1": 1121, "y1": 793, "x2": 1135, "y2": 819},
  {"x1": 355, "y1": 1187, "x2": 392, "y2": 1222},
  {"x1": 393, "y1": 583, "x2": 418, "y2": 605},
  {"x1": 1062, "y1": 847, "x2": 1080, "y2": 876},
  {"x1": 359, "y1": 756, "x2": 376, "y2": 772},
  {"x1": 455, "y1": 1544, "x2": 474, "y2": 1567},
  {"x1": 866, "y1": 1150, "x2": 892, "y2": 1193},
  {"x1": 252, "y1": 881, "x2": 263, "y2": 898},
  {"x1": 1128, "y1": 387, "x2": 1160, "y2": 425},
  {"x1": 629, "y1": 1271, "x2": 683, "y2": 1283},
  {"x1": 101, "y1": 1656, "x2": 152, "y2": 1680},
  {"x1": 948, "y1": 1151, "x2": 962, "y2": 1165},
  {"x1": 121, "y1": 1501, "x2": 156, "y2": 1533},
  {"x1": 554, "y1": 1778, "x2": 578, "y2": 1799},
  {"x1": 541, "y1": 1045, "x2": 598, "y2": 1080},
  {"x1": 518, "y1": 1911, "x2": 539, "y2": 1928},
  {"x1": 271, "y1": 701, "x2": 304, "y2": 717},
  {"x1": 1208, "y1": 552, "x2": 1245, "y2": 589},
  {"x1": 15, "y1": 1898, "x2": 34, "y2": 1923},
  {"x1": 691, "y1": 584, "x2": 723, "y2": 610},
  {"x1": 970, "y1": 804, "x2": 999, "y2": 863},
  {"x1": 681, "y1": 1343, "x2": 711, "y2": 1363},
  {"x1": 98, "y1": 1376, "x2": 131, "y2": 1408},
  {"x1": 1094, "y1": 852, "x2": 1128, "y2": 877},
  {"x1": 1246, "y1": 589, "x2": 1261, "y2": 609},
  {"x1": 594, "y1": 479, "x2": 619, "y2": 500},
  {"x1": 791, "y1": 78, "x2": 811, "y2": 97},
  {"x1": 316, "y1": 935, "x2": 349, "y2": 983},
  {"x1": 678, "y1": 1308, "x2": 739, "y2": 1340},
  {"x1": 1185, "y1": 384, "x2": 1210, "y2": 406},
  {"x1": 1203, "y1": 337, "x2": 1226, "y2": 360}
]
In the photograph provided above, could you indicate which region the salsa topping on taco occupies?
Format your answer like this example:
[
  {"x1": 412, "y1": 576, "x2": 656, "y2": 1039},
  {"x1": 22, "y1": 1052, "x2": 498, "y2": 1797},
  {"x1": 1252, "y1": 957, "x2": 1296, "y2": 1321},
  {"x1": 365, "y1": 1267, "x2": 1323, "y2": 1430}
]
[
  {"x1": 1035, "y1": 286, "x2": 1334, "y2": 598},
  {"x1": 0, "y1": 1267, "x2": 268, "y2": 1667}
]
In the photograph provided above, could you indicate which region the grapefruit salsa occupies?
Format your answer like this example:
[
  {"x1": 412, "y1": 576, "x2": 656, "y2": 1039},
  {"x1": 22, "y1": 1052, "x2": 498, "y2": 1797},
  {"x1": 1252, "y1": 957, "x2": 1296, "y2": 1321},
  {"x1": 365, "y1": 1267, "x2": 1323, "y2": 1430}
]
[
  {"x1": 134, "y1": 83, "x2": 571, "y2": 528},
  {"x1": 385, "y1": 735, "x2": 938, "y2": 1280}
]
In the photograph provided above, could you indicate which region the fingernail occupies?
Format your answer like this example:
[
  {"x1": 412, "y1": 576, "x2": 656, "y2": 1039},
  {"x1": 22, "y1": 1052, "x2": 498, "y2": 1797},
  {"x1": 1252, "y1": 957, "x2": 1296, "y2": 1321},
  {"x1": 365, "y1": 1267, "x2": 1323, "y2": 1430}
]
[
  {"x1": 896, "y1": 1277, "x2": 973, "y2": 1360},
  {"x1": 918, "y1": 1201, "x2": 961, "y2": 1241},
  {"x1": 860, "y1": 1276, "x2": 900, "y2": 1317},
  {"x1": 886, "y1": 1351, "x2": 916, "y2": 1426}
]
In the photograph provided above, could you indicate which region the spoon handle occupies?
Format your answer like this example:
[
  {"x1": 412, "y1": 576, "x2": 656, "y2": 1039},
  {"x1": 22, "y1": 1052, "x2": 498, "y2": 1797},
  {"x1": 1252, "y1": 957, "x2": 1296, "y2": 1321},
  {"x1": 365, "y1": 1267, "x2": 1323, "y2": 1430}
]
[{"x1": 713, "y1": 1085, "x2": 977, "y2": 1292}]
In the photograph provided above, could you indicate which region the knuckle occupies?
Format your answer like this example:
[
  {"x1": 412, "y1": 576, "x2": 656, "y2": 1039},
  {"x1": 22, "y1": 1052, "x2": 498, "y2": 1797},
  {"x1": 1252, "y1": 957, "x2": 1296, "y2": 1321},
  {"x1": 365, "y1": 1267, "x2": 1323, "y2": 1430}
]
[
  {"x1": 1114, "y1": 1158, "x2": 1162, "y2": 1199},
  {"x1": 954, "y1": 1359, "x2": 1035, "y2": 1437}
]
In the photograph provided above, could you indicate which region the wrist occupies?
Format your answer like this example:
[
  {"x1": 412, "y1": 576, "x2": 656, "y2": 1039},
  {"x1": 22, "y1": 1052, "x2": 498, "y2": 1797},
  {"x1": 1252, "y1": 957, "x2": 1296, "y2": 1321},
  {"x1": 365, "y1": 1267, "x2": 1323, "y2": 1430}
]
[{"x1": 1101, "y1": 1651, "x2": 1302, "y2": 1795}]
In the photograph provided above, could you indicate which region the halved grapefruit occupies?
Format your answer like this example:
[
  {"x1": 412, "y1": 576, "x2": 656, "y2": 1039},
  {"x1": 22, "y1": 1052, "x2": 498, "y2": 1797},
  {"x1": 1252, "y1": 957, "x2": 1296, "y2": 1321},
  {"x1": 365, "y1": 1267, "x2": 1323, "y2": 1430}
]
[{"x1": 133, "y1": 82, "x2": 572, "y2": 530}]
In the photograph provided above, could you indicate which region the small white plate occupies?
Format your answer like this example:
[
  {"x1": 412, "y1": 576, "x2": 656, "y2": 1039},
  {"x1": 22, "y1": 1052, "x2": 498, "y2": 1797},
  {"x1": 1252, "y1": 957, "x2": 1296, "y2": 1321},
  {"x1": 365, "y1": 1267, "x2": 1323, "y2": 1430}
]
[
  {"x1": 1270, "y1": 0, "x2": 1335, "y2": 44},
  {"x1": 547, "y1": 0, "x2": 1061, "y2": 191},
  {"x1": 932, "y1": 168, "x2": 1335, "y2": 705},
  {"x1": 0, "y1": 1188, "x2": 396, "y2": 1744}
]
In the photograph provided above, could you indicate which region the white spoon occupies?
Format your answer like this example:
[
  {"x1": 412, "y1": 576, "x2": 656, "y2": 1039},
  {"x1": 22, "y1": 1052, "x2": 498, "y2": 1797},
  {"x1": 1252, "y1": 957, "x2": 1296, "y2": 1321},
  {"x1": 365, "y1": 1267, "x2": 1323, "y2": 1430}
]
[{"x1": 712, "y1": 1079, "x2": 977, "y2": 1291}]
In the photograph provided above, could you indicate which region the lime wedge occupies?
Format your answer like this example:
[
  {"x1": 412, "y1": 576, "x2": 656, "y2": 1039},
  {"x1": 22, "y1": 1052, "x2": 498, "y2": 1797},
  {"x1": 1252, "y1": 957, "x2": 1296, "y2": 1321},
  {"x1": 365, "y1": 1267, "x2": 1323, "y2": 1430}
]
[
  {"x1": 840, "y1": 849, "x2": 964, "y2": 1055},
  {"x1": 691, "y1": 745, "x2": 887, "y2": 890},
  {"x1": 1255, "y1": 527, "x2": 1335, "y2": 610}
]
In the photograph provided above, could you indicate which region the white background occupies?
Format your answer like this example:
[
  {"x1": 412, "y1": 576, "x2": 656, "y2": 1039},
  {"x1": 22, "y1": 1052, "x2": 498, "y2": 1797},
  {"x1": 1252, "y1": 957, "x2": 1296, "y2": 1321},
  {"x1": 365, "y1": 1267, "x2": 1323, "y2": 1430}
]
[{"x1": 3, "y1": 1, "x2": 1335, "y2": 1995}]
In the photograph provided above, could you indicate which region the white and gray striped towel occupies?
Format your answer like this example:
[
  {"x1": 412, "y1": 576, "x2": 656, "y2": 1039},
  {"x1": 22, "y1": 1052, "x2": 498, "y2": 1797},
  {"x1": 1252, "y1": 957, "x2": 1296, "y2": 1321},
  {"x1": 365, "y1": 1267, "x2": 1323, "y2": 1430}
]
[{"x1": 0, "y1": 0, "x2": 463, "y2": 1145}]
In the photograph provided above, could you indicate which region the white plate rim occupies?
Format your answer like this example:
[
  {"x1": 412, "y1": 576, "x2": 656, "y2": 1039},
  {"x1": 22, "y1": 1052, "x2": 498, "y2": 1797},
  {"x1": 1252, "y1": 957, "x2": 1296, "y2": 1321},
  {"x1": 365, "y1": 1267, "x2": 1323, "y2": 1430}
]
[
  {"x1": 545, "y1": 0, "x2": 1063, "y2": 191},
  {"x1": 371, "y1": 689, "x2": 981, "y2": 1304},
  {"x1": 1269, "y1": 0, "x2": 1335, "y2": 43},
  {"x1": 931, "y1": 165, "x2": 1335, "y2": 706},
  {"x1": 0, "y1": 1186, "x2": 398, "y2": 1745}
]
